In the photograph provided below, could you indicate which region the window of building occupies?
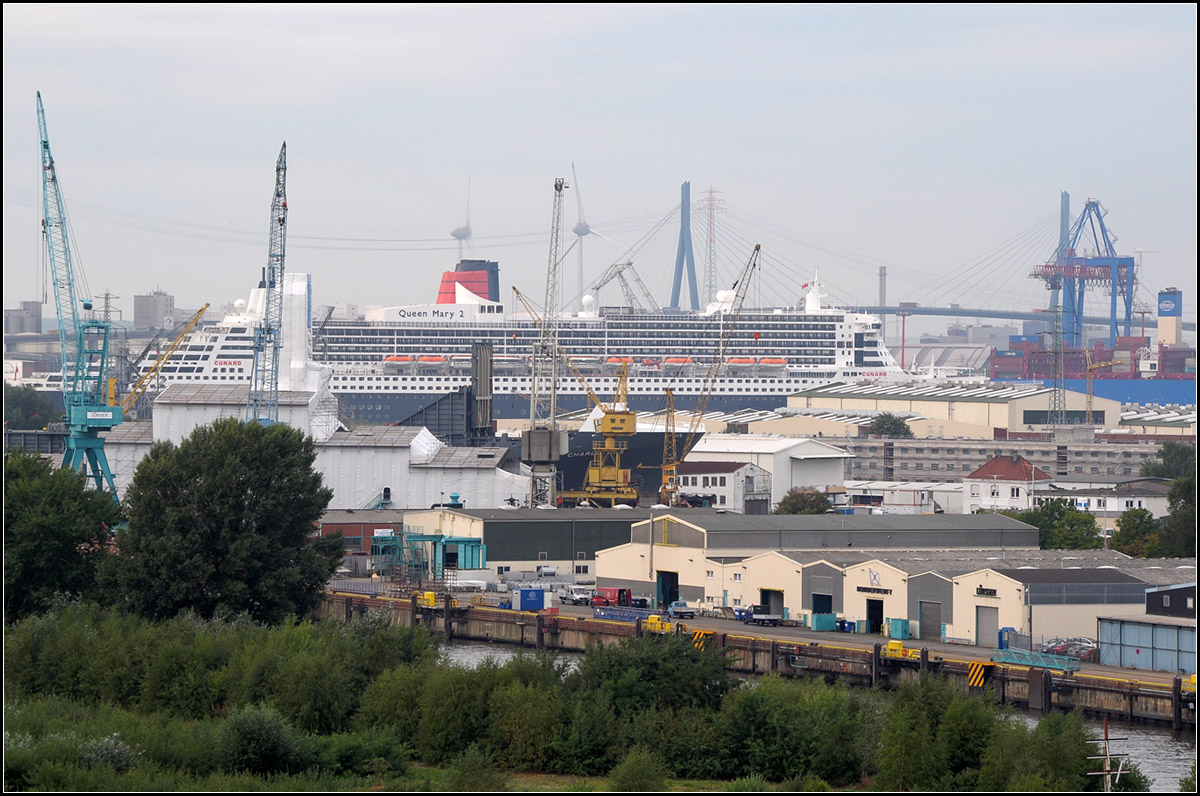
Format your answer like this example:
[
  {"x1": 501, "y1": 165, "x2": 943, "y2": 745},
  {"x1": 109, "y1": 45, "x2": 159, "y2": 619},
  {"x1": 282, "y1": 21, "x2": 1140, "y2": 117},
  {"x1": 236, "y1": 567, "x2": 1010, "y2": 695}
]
[
  {"x1": 732, "y1": 598, "x2": 742, "y2": 606},
  {"x1": 1163, "y1": 595, "x2": 1170, "y2": 607},
  {"x1": 733, "y1": 573, "x2": 742, "y2": 582},
  {"x1": 575, "y1": 564, "x2": 589, "y2": 575},
  {"x1": 1010, "y1": 487, "x2": 1020, "y2": 498},
  {"x1": 538, "y1": 552, "x2": 548, "y2": 561},
  {"x1": 719, "y1": 494, "x2": 726, "y2": 505},
  {"x1": 720, "y1": 476, "x2": 726, "y2": 487},
  {"x1": 706, "y1": 570, "x2": 714, "y2": 580},
  {"x1": 496, "y1": 566, "x2": 511, "y2": 574}
]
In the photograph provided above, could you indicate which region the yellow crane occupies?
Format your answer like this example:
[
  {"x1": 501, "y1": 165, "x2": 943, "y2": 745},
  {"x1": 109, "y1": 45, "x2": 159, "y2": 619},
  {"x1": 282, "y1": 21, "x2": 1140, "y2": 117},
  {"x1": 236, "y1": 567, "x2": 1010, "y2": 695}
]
[
  {"x1": 117, "y1": 304, "x2": 209, "y2": 417},
  {"x1": 659, "y1": 244, "x2": 761, "y2": 505},
  {"x1": 1084, "y1": 350, "x2": 1115, "y2": 425},
  {"x1": 512, "y1": 288, "x2": 639, "y2": 506}
]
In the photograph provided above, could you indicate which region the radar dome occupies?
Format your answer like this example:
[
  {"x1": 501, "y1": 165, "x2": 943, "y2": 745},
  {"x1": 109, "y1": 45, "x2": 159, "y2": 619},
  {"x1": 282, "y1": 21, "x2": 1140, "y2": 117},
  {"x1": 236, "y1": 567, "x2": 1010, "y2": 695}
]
[
  {"x1": 581, "y1": 295, "x2": 595, "y2": 309},
  {"x1": 234, "y1": 299, "x2": 247, "y2": 312}
]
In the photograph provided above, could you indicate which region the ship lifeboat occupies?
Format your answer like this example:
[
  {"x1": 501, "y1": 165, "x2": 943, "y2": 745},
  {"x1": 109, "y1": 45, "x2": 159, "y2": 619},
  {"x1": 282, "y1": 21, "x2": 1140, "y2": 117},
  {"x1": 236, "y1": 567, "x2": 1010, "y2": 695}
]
[
  {"x1": 382, "y1": 355, "x2": 414, "y2": 364},
  {"x1": 759, "y1": 357, "x2": 787, "y2": 366},
  {"x1": 663, "y1": 357, "x2": 693, "y2": 366},
  {"x1": 606, "y1": 356, "x2": 635, "y2": 365},
  {"x1": 728, "y1": 357, "x2": 757, "y2": 366},
  {"x1": 449, "y1": 354, "x2": 472, "y2": 368},
  {"x1": 417, "y1": 355, "x2": 447, "y2": 364}
]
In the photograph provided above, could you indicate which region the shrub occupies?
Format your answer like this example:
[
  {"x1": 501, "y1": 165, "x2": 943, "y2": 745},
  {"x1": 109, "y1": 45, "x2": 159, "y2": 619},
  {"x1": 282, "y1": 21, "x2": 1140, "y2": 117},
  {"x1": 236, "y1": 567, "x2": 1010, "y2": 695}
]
[
  {"x1": 727, "y1": 773, "x2": 772, "y2": 791},
  {"x1": 80, "y1": 732, "x2": 142, "y2": 772},
  {"x1": 607, "y1": 747, "x2": 667, "y2": 792},
  {"x1": 216, "y1": 704, "x2": 303, "y2": 775},
  {"x1": 445, "y1": 744, "x2": 509, "y2": 792}
]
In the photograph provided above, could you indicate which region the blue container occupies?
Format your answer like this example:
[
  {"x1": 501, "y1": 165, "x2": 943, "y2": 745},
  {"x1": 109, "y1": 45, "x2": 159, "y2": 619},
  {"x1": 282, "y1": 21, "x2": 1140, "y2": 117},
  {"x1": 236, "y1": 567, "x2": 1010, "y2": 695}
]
[
  {"x1": 998, "y1": 626, "x2": 1015, "y2": 650},
  {"x1": 515, "y1": 588, "x2": 547, "y2": 611}
]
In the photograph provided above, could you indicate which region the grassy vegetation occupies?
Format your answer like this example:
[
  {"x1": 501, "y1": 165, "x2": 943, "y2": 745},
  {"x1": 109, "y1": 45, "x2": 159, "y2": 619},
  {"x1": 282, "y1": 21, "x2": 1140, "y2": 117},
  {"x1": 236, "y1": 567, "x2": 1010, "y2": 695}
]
[{"x1": 4, "y1": 602, "x2": 1151, "y2": 792}]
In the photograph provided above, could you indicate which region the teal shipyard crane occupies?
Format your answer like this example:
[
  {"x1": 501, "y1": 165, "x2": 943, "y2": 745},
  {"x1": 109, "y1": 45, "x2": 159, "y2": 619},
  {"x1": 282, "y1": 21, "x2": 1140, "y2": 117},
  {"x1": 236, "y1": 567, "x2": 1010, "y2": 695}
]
[
  {"x1": 37, "y1": 92, "x2": 122, "y2": 498},
  {"x1": 246, "y1": 143, "x2": 288, "y2": 424}
]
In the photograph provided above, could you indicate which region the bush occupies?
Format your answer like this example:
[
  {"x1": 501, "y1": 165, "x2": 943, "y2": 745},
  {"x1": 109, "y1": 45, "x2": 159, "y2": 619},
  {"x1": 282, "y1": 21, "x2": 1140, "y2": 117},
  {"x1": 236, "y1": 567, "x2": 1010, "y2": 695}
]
[
  {"x1": 727, "y1": 773, "x2": 772, "y2": 791},
  {"x1": 445, "y1": 744, "x2": 509, "y2": 792},
  {"x1": 607, "y1": 747, "x2": 667, "y2": 792},
  {"x1": 216, "y1": 704, "x2": 304, "y2": 775},
  {"x1": 80, "y1": 732, "x2": 142, "y2": 772}
]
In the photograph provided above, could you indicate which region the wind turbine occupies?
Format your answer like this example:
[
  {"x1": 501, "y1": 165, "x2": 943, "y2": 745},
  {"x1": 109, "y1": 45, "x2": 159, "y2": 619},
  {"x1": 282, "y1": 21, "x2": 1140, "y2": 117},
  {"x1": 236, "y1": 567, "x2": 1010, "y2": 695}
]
[
  {"x1": 450, "y1": 175, "x2": 472, "y2": 263},
  {"x1": 570, "y1": 162, "x2": 591, "y2": 311}
]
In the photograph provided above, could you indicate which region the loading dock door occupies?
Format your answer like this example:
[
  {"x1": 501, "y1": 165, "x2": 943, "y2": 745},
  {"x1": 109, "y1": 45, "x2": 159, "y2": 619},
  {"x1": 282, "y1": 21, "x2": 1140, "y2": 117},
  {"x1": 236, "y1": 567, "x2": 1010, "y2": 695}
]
[
  {"x1": 976, "y1": 605, "x2": 999, "y2": 648},
  {"x1": 760, "y1": 589, "x2": 785, "y2": 616},
  {"x1": 812, "y1": 593, "x2": 833, "y2": 614},
  {"x1": 866, "y1": 599, "x2": 884, "y2": 634},
  {"x1": 656, "y1": 571, "x2": 679, "y2": 606},
  {"x1": 918, "y1": 601, "x2": 942, "y2": 641}
]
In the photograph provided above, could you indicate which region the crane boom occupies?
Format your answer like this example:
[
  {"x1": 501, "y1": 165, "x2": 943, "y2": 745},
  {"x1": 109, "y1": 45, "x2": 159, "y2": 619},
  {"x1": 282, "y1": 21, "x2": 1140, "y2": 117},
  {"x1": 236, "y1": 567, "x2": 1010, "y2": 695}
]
[
  {"x1": 122, "y1": 304, "x2": 210, "y2": 414},
  {"x1": 246, "y1": 143, "x2": 288, "y2": 423},
  {"x1": 660, "y1": 244, "x2": 761, "y2": 504},
  {"x1": 38, "y1": 92, "x2": 122, "y2": 498}
]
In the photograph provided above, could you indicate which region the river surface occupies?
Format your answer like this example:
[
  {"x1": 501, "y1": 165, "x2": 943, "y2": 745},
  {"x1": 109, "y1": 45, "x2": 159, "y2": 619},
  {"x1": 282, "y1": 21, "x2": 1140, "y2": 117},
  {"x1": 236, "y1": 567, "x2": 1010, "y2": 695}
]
[{"x1": 441, "y1": 639, "x2": 1196, "y2": 791}]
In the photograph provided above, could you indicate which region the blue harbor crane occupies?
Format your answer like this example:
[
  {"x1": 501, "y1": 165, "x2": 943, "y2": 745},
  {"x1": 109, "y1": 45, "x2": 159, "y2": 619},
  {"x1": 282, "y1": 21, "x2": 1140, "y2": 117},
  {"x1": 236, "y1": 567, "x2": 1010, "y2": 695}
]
[
  {"x1": 1030, "y1": 193, "x2": 1137, "y2": 348},
  {"x1": 246, "y1": 143, "x2": 288, "y2": 424},
  {"x1": 37, "y1": 92, "x2": 122, "y2": 499}
]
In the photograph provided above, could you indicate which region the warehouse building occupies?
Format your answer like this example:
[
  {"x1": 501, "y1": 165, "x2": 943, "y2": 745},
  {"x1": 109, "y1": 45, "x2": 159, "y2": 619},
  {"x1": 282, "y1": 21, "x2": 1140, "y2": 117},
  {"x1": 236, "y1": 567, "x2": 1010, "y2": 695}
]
[{"x1": 1098, "y1": 582, "x2": 1196, "y2": 675}]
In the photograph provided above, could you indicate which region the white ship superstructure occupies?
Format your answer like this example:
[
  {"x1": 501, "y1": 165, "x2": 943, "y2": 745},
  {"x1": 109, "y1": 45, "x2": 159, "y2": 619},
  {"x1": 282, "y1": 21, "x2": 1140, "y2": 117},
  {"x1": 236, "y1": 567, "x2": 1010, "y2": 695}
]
[{"x1": 136, "y1": 262, "x2": 902, "y2": 422}]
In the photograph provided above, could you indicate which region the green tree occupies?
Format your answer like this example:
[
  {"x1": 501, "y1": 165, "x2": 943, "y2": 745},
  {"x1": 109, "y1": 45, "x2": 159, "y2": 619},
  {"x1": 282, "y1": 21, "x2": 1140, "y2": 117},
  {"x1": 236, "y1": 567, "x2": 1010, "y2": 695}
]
[
  {"x1": 865, "y1": 412, "x2": 914, "y2": 438},
  {"x1": 1012, "y1": 500, "x2": 1103, "y2": 550},
  {"x1": 100, "y1": 417, "x2": 340, "y2": 623},
  {"x1": 4, "y1": 448, "x2": 121, "y2": 623},
  {"x1": 1110, "y1": 508, "x2": 1160, "y2": 557},
  {"x1": 1140, "y1": 439, "x2": 1196, "y2": 480},
  {"x1": 773, "y1": 488, "x2": 832, "y2": 515},
  {"x1": 1157, "y1": 472, "x2": 1196, "y2": 558},
  {"x1": 2, "y1": 382, "x2": 62, "y2": 430}
]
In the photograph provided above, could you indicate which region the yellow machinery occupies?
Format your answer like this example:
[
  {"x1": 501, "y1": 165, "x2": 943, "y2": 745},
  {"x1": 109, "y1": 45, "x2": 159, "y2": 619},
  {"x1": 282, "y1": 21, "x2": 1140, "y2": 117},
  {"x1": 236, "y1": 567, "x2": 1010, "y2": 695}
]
[
  {"x1": 1083, "y1": 350, "x2": 1115, "y2": 425},
  {"x1": 513, "y1": 288, "x2": 639, "y2": 507},
  {"x1": 117, "y1": 304, "x2": 210, "y2": 417}
]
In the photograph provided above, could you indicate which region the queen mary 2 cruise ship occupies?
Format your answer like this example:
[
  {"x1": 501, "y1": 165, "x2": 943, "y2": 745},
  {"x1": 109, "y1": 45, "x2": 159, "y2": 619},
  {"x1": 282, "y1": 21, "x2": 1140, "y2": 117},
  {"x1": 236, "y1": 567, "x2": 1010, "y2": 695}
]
[
  {"x1": 134, "y1": 259, "x2": 902, "y2": 424},
  {"x1": 315, "y1": 259, "x2": 903, "y2": 423}
]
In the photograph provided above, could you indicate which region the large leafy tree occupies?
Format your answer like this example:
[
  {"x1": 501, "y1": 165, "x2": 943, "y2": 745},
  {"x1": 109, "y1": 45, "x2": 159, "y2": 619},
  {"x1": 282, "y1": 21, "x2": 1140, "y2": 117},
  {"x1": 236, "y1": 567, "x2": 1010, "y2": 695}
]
[
  {"x1": 773, "y1": 488, "x2": 832, "y2": 515},
  {"x1": 865, "y1": 413, "x2": 914, "y2": 439},
  {"x1": 1158, "y1": 472, "x2": 1196, "y2": 558},
  {"x1": 1140, "y1": 439, "x2": 1196, "y2": 480},
  {"x1": 1008, "y1": 500, "x2": 1102, "y2": 550},
  {"x1": 3, "y1": 382, "x2": 61, "y2": 430},
  {"x1": 1110, "y1": 508, "x2": 1160, "y2": 557},
  {"x1": 4, "y1": 448, "x2": 121, "y2": 623},
  {"x1": 101, "y1": 417, "x2": 340, "y2": 623}
]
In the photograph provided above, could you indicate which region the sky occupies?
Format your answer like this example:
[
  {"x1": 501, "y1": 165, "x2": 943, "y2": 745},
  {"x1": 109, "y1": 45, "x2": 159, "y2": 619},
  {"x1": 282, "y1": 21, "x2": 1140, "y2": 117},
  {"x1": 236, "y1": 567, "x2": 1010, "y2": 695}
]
[{"x1": 3, "y1": 4, "x2": 1196, "y2": 337}]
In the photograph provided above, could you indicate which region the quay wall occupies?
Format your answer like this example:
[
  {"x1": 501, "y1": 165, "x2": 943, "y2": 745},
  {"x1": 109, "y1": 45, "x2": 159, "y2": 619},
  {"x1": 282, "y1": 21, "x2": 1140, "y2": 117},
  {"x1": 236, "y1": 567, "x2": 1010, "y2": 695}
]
[{"x1": 321, "y1": 591, "x2": 1195, "y2": 730}]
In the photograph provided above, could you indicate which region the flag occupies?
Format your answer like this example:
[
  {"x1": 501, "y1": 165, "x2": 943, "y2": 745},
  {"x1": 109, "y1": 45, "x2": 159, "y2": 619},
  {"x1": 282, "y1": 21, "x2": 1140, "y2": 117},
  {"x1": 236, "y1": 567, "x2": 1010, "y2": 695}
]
[{"x1": 801, "y1": 282, "x2": 810, "y2": 289}]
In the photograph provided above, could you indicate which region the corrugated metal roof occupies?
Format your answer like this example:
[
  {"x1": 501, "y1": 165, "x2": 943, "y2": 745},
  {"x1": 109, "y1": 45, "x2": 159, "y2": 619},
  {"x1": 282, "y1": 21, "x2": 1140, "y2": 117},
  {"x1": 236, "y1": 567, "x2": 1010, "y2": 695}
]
[
  {"x1": 323, "y1": 426, "x2": 425, "y2": 447},
  {"x1": 993, "y1": 568, "x2": 1145, "y2": 585},
  {"x1": 793, "y1": 380, "x2": 1052, "y2": 403},
  {"x1": 679, "y1": 512, "x2": 1033, "y2": 533},
  {"x1": 102, "y1": 421, "x2": 154, "y2": 443},
  {"x1": 412, "y1": 447, "x2": 515, "y2": 469},
  {"x1": 155, "y1": 383, "x2": 312, "y2": 405}
]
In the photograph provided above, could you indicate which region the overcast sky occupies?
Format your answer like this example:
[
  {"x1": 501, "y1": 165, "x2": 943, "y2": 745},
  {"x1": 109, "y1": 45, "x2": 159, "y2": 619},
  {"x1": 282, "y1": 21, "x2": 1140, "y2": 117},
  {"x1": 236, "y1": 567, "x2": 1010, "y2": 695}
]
[{"x1": 3, "y1": 4, "x2": 1196, "y2": 332}]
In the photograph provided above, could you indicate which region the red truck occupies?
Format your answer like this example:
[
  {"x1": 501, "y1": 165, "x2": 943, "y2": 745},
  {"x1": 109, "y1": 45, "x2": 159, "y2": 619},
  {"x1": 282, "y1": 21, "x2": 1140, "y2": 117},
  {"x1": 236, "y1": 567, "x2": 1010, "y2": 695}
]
[{"x1": 589, "y1": 587, "x2": 632, "y2": 607}]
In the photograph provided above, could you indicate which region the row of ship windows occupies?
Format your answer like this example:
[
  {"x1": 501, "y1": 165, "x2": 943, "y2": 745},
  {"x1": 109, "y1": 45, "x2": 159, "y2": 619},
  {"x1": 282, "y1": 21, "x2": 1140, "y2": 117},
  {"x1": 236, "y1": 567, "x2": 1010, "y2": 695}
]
[
  {"x1": 333, "y1": 376, "x2": 828, "y2": 385},
  {"x1": 853, "y1": 462, "x2": 1140, "y2": 476},
  {"x1": 865, "y1": 446, "x2": 1153, "y2": 460}
]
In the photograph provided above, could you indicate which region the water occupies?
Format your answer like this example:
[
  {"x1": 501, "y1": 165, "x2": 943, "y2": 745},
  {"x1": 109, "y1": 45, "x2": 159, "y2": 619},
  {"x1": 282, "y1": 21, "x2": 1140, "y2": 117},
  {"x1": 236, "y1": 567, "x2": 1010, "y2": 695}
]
[{"x1": 442, "y1": 640, "x2": 1196, "y2": 790}]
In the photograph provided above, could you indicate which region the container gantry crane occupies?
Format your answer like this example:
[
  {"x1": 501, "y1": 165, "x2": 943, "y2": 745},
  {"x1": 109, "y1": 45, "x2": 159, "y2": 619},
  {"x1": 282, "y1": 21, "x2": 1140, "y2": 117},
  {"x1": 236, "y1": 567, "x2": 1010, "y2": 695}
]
[
  {"x1": 37, "y1": 92, "x2": 122, "y2": 498},
  {"x1": 246, "y1": 143, "x2": 288, "y2": 424}
]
